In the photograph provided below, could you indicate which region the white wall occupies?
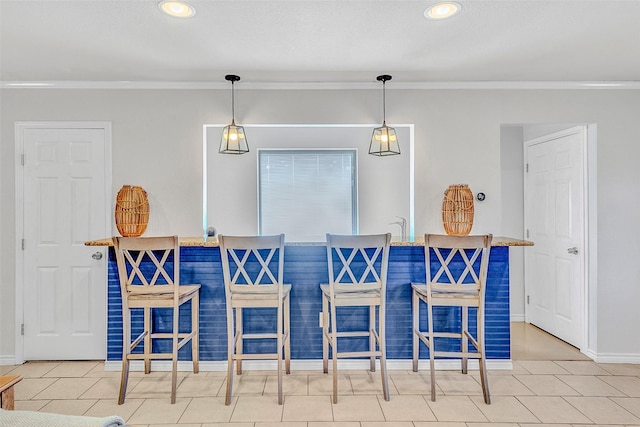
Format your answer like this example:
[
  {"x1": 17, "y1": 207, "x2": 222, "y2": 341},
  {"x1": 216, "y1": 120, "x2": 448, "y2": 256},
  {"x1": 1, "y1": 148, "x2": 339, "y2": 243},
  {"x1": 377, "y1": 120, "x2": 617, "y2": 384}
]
[
  {"x1": 500, "y1": 125, "x2": 525, "y2": 320},
  {"x1": 205, "y1": 125, "x2": 413, "y2": 240},
  {"x1": 2, "y1": 87, "x2": 640, "y2": 361}
]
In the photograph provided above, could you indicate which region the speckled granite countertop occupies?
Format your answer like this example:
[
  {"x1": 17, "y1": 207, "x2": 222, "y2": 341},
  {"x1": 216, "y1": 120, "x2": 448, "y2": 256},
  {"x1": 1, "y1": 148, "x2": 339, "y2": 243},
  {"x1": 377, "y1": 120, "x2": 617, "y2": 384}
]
[{"x1": 85, "y1": 236, "x2": 533, "y2": 247}]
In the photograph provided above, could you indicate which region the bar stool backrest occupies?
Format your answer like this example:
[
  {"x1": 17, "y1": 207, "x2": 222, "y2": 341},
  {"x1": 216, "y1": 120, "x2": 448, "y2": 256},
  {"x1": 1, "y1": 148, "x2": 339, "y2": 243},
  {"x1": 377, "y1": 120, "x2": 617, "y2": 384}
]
[
  {"x1": 218, "y1": 234, "x2": 285, "y2": 294},
  {"x1": 114, "y1": 235, "x2": 180, "y2": 298},
  {"x1": 326, "y1": 233, "x2": 391, "y2": 294},
  {"x1": 425, "y1": 234, "x2": 492, "y2": 296}
]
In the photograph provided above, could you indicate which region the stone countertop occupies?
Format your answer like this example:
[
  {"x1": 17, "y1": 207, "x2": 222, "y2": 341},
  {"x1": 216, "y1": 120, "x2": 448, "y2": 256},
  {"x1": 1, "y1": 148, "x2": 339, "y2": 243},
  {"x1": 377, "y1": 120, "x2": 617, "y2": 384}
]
[{"x1": 85, "y1": 236, "x2": 533, "y2": 247}]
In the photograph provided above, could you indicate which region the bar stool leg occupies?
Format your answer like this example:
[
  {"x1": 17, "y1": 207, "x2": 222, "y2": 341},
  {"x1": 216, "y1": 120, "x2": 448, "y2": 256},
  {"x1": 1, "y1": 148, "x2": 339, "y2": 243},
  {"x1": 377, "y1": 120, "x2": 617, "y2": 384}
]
[
  {"x1": 118, "y1": 350, "x2": 129, "y2": 405},
  {"x1": 412, "y1": 290, "x2": 420, "y2": 372},
  {"x1": 378, "y1": 304, "x2": 390, "y2": 401},
  {"x1": 478, "y1": 304, "x2": 491, "y2": 404},
  {"x1": 277, "y1": 305, "x2": 284, "y2": 405},
  {"x1": 118, "y1": 307, "x2": 131, "y2": 405},
  {"x1": 236, "y1": 308, "x2": 243, "y2": 375},
  {"x1": 192, "y1": 294, "x2": 200, "y2": 373},
  {"x1": 225, "y1": 305, "x2": 235, "y2": 406},
  {"x1": 427, "y1": 301, "x2": 436, "y2": 402},
  {"x1": 322, "y1": 295, "x2": 329, "y2": 374},
  {"x1": 369, "y1": 305, "x2": 376, "y2": 372},
  {"x1": 284, "y1": 294, "x2": 291, "y2": 374},
  {"x1": 144, "y1": 307, "x2": 152, "y2": 374},
  {"x1": 170, "y1": 305, "x2": 179, "y2": 404},
  {"x1": 331, "y1": 302, "x2": 339, "y2": 404},
  {"x1": 461, "y1": 306, "x2": 468, "y2": 374}
]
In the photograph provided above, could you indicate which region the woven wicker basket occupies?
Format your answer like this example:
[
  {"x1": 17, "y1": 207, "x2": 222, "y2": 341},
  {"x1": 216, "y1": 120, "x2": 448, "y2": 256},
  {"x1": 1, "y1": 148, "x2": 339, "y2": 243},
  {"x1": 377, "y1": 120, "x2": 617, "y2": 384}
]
[
  {"x1": 115, "y1": 185, "x2": 149, "y2": 237},
  {"x1": 442, "y1": 184, "x2": 474, "y2": 236}
]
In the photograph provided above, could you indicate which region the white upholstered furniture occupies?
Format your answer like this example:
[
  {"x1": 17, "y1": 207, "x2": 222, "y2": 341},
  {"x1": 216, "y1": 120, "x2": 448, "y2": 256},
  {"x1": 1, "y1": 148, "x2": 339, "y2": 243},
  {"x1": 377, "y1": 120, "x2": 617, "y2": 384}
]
[{"x1": 0, "y1": 409, "x2": 125, "y2": 427}]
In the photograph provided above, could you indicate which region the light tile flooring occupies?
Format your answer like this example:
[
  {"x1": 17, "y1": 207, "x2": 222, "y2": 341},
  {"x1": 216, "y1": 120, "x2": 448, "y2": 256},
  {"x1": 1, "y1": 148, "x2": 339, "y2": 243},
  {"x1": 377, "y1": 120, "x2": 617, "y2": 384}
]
[{"x1": 3, "y1": 322, "x2": 640, "y2": 426}]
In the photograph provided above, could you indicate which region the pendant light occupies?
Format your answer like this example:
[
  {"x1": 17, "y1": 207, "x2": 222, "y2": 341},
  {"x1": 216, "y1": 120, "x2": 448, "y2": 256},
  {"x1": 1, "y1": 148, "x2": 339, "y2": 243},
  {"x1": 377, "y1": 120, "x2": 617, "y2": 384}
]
[
  {"x1": 369, "y1": 74, "x2": 400, "y2": 156},
  {"x1": 219, "y1": 74, "x2": 249, "y2": 154}
]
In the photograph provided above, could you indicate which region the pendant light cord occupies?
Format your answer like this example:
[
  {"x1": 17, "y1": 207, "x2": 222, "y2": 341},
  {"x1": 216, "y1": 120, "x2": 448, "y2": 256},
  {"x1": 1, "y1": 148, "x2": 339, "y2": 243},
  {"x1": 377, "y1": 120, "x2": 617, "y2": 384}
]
[
  {"x1": 382, "y1": 80, "x2": 386, "y2": 125},
  {"x1": 231, "y1": 81, "x2": 236, "y2": 123},
  {"x1": 225, "y1": 74, "x2": 241, "y2": 125}
]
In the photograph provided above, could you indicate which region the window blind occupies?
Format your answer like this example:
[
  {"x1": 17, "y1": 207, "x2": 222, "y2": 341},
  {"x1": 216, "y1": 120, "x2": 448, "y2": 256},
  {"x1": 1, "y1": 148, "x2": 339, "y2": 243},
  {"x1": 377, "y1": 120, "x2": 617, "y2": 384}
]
[{"x1": 259, "y1": 150, "x2": 357, "y2": 241}]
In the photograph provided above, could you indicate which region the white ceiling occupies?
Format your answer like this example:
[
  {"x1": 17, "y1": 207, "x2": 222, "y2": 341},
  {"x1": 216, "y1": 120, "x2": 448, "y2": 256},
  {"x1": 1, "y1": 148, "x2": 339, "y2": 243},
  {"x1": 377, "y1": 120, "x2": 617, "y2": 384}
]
[{"x1": 1, "y1": 0, "x2": 639, "y2": 86}]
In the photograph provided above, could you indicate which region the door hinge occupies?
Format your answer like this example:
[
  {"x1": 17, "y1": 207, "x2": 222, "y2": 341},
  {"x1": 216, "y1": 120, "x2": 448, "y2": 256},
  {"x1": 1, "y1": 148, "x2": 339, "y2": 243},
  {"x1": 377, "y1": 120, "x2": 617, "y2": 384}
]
[
  {"x1": 526, "y1": 163, "x2": 529, "y2": 172},
  {"x1": 526, "y1": 229, "x2": 529, "y2": 238},
  {"x1": 527, "y1": 295, "x2": 530, "y2": 304},
  {"x1": 21, "y1": 324, "x2": 24, "y2": 335},
  {"x1": 21, "y1": 239, "x2": 25, "y2": 250},
  {"x1": 21, "y1": 154, "x2": 25, "y2": 166}
]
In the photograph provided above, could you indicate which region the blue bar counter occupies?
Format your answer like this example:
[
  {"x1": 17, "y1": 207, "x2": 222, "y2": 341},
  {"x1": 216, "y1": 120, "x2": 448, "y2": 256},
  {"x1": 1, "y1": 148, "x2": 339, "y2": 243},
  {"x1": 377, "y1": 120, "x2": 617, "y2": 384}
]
[{"x1": 89, "y1": 237, "x2": 531, "y2": 364}]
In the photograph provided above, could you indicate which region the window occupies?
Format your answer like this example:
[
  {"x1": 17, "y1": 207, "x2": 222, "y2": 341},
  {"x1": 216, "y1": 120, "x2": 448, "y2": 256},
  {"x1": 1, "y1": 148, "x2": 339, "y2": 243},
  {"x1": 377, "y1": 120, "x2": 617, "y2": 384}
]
[{"x1": 258, "y1": 150, "x2": 357, "y2": 241}]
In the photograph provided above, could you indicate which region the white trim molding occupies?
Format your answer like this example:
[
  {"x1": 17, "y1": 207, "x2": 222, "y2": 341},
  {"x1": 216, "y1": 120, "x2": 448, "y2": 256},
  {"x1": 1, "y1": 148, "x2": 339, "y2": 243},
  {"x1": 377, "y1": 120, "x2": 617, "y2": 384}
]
[
  {"x1": 104, "y1": 358, "x2": 513, "y2": 372},
  {"x1": 2, "y1": 81, "x2": 640, "y2": 90},
  {"x1": 591, "y1": 352, "x2": 640, "y2": 364},
  {"x1": 0, "y1": 355, "x2": 16, "y2": 366}
]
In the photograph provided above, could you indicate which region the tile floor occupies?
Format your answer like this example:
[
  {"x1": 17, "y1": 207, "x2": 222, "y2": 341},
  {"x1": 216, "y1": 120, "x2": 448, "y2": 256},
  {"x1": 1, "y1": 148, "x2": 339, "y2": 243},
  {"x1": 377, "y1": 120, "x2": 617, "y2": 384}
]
[{"x1": 2, "y1": 322, "x2": 640, "y2": 426}]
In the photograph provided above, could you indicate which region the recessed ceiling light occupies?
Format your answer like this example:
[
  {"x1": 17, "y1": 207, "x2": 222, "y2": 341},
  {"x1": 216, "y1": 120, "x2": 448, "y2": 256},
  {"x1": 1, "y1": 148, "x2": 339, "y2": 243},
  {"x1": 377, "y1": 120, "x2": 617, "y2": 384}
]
[
  {"x1": 158, "y1": 0, "x2": 196, "y2": 18},
  {"x1": 4, "y1": 82, "x2": 53, "y2": 87},
  {"x1": 424, "y1": 2, "x2": 461, "y2": 20},
  {"x1": 582, "y1": 83, "x2": 623, "y2": 87}
]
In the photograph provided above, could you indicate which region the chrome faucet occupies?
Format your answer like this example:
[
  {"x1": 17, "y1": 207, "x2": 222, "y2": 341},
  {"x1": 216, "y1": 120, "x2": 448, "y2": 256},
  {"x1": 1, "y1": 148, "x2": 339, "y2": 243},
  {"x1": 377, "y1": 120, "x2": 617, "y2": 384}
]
[{"x1": 390, "y1": 216, "x2": 407, "y2": 242}]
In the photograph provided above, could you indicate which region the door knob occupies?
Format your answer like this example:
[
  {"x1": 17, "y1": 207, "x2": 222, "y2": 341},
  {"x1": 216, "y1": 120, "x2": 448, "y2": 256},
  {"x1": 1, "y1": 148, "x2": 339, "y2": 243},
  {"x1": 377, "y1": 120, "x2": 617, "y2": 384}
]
[
  {"x1": 567, "y1": 247, "x2": 579, "y2": 255},
  {"x1": 92, "y1": 251, "x2": 103, "y2": 260}
]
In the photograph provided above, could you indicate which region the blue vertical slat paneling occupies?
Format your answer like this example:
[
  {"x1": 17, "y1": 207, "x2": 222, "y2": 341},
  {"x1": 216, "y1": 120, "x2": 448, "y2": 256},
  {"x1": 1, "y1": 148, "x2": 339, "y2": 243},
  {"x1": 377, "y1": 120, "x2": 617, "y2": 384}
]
[{"x1": 107, "y1": 244, "x2": 510, "y2": 361}]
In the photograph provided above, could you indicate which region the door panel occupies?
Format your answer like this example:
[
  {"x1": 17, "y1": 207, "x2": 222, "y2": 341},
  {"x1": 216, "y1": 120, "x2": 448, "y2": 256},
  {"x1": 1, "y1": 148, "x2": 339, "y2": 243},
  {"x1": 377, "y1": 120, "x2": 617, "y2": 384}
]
[
  {"x1": 22, "y1": 127, "x2": 108, "y2": 360},
  {"x1": 525, "y1": 127, "x2": 585, "y2": 348},
  {"x1": 555, "y1": 258, "x2": 573, "y2": 320}
]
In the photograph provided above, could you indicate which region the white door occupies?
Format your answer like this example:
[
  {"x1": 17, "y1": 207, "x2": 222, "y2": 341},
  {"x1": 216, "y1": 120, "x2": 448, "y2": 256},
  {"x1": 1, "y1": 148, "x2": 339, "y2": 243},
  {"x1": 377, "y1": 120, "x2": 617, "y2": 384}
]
[
  {"x1": 19, "y1": 124, "x2": 110, "y2": 360},
  {"x1": 524, "y1": 126, "x2": 586, "y2": 348}
]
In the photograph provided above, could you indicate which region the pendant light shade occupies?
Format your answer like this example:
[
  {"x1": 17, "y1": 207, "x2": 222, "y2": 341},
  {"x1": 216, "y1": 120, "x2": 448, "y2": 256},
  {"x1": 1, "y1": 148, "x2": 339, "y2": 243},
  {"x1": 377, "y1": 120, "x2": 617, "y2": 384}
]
[
  {"x1": 369, "y1": 74, "x2": 400, "y2": 156},
  {"x1": 219, "y1": 74, "x2": 249, "y2": 154}
]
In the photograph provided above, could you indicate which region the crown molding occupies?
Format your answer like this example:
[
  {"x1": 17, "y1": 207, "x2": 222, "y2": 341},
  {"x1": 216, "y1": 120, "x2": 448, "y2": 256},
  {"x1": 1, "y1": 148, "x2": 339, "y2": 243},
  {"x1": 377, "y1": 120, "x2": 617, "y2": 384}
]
[{"x1": 1, "y1": 80, "x2": 639, "y2": 90}]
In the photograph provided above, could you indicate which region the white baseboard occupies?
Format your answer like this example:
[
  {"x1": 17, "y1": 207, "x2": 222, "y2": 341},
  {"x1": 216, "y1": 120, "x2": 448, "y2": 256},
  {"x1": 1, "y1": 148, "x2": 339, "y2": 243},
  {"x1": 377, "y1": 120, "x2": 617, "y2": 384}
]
[
  {"x1": 510, "y1": 314, "x2": 526, "y2": 322},
  {"x1": 0, "y1": 355, "x2": 16, "y2": 366},
  {"x1": 591, "y1": 352, "x2": 640, "y2": 364},
  {"x1": 17, "y1": 351, "x2": 640, "y2": 368},
  {"x1": 104, "y1": 358, "x2": 513, "y2": 372}
]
